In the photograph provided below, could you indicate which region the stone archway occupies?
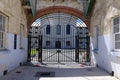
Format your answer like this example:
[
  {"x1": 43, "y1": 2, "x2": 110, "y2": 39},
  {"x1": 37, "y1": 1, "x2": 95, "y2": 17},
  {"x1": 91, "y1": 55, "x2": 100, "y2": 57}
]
[
  {"x1": 28, "y1": 6, "x2": 90, "y2": 63},
  {"x1": 28, "y1": 6, "x2": 90, "y2": 30}
]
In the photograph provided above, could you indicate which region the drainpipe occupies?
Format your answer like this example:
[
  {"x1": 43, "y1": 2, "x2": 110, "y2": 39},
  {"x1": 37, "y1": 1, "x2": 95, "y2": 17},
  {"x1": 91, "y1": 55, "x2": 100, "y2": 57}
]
[
  {"x1": 29, "y1": 0, "x2": 35, "y2": 16},
  {"x1": 84, "y1": 0, "x2": 91, "y2": 19},
  {"x1": 35, "y1": 0, "x2": 37, "y2": 13}
]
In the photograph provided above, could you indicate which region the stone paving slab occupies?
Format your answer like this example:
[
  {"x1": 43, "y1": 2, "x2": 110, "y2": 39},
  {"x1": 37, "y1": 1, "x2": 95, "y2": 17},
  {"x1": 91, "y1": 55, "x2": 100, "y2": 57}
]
[{"x1": 0, "y1": 63, "x2": 119, "y2": 80}]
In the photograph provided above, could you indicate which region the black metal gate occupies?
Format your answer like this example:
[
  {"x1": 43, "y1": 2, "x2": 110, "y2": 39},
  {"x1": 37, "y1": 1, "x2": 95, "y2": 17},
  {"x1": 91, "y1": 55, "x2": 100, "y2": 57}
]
[{"x1": 28, "y1": 26, "x2": 90, "y2": 63}]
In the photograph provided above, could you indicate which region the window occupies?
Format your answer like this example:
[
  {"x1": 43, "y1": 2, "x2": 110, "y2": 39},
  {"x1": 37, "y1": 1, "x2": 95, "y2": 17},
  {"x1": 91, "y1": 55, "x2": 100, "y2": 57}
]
[
  {"x1": 0, "y1": 13, "x2": 7, "y2": 49},
  {"x1": 95, "y1": 27, "x2": 99, "y2": 49},
  {"x1": 66, "y1": 24, "x2": 70, "y2": 35},
  {"x1": 56, "y1": 24, "x2": 61, "y2": 35},
  {"x1": 113, "y1": 17, "x2": 120, "y2": 49},
  {"x1": 55, "y1": 41, "x2": 61, "y2": 48},
  {"x1": 46, "y1": 41, "x2": 50, "y2": 46},
  {"x1": 14, "y1": 34, "x2": 17, "y2": 49},
  {"x1": 46, "y1": 25, "x2": 50, "y2": 34},
  {"x1": 20, "y1": 24, "x2": 24, "y2": 49},
  {"x1": 66, "y1": 41, "x2": 70, "y2": 46}
]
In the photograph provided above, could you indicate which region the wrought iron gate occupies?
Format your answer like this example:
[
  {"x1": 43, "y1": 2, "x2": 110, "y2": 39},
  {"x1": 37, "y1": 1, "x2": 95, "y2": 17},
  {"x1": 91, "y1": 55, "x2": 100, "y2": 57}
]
[{"x1": 28, "y1": 26, "x2": 90, "y2": 63}]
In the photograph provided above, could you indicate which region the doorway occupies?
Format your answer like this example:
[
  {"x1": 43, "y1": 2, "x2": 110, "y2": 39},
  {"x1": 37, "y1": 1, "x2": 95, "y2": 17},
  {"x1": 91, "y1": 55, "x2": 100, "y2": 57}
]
[{"x1": 55, "y1": 41, "x2": 61, "y2": 49}]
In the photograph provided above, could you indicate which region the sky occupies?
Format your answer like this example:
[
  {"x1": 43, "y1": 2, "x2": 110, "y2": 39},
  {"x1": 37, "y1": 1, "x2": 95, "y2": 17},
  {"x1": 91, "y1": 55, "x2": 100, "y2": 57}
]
[{"x1": 31, "y1": 17, "x2": 86, "y2": 27}]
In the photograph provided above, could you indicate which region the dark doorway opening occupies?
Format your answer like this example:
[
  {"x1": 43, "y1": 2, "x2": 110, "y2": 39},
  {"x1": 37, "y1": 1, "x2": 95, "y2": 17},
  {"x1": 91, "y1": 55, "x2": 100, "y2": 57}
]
[{"x1": 55, "y1": 41, "x2": 61, "y2": 49}]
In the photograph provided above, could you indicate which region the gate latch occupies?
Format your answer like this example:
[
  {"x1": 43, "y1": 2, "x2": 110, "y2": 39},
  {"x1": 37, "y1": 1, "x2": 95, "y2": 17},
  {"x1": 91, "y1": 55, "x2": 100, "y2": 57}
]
[{"x1": 57, "y1": 50, "x2": 61, "y2": 53}]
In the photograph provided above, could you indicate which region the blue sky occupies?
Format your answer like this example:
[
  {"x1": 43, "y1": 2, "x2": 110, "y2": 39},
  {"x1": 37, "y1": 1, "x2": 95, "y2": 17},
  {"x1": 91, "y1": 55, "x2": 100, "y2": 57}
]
[{"x1": 31, "y1": 18, "x2": 86, "y2": 27}]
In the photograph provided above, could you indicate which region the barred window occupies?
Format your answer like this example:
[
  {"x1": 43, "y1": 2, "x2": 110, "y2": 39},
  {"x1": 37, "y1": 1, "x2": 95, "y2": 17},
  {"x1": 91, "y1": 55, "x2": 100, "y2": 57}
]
[
  {"x1": 0, "y1": 13, "x2": 7, "y2": 49},
  {"x1": 66, "y1": 41, "x2": 70, "y2": 46},
  {"x1": 56, "y1": 24, "x2": 61, "y2": 35},
  {"x1": 113, "y1": 17, "x2": 120, "y2": 49},
  {"x1": 66, "y1": 24, "x2": 70, "y2": 35},
  {"x1": 46, "y1": 41, "x2": 50, "y2": 46},
  {"x1": 46, "y1": 25, "x2": 50, "y2": 35}
]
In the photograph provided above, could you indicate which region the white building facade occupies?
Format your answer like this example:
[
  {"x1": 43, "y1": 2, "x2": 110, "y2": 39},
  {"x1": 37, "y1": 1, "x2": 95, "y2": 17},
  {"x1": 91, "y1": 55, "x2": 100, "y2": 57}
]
[{"x1": 41, "y1": 24, "x2": 76, "y2": 49}]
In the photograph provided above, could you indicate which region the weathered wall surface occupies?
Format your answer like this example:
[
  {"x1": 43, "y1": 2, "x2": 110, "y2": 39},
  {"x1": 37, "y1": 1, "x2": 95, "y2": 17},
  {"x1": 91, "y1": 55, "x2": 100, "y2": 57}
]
[
  {"x1": 91, "y1": 0, "x2": 120, "y2": 35},
  {"x1": 0, "y1": 0, "x2": 27, "y2": 37},
  {"x1": 36, "y1": 0, "x2": 83, "y2": 12},
  {"x1": 90, "y1": 0, "x2": 120, "y2": 79},
  {"x1": 0, "y1": 0, "x2": 28, "y2": 77}
]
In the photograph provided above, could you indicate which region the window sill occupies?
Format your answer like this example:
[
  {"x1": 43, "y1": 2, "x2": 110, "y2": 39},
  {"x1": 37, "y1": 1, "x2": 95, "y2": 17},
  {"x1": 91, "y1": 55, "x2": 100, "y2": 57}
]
[
  {"x1": 20, "y1": 47, "x2": 24, "y2": 49},
  {"x1": 92, "y1": 48, "x2": 99, "y2": 54},
  {"x1": 111, "y1": 51, "x2": 120, "y2": 57},
  {"x1": 0, "y1": 49, "x2": 9, "y2": 51}
]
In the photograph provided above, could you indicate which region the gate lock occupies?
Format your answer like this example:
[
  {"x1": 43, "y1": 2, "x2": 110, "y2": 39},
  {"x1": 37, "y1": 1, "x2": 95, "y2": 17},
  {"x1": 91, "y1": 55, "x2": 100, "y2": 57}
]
[{"x1": 56, "y1": 50, "x2": 61, "y2": 53}]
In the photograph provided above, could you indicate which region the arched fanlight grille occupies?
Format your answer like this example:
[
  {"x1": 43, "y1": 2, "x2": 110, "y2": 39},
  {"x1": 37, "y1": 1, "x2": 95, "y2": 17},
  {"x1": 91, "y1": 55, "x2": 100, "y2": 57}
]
[{"x1": 31, "y1": 13, "x2": 86, "y2": 28}]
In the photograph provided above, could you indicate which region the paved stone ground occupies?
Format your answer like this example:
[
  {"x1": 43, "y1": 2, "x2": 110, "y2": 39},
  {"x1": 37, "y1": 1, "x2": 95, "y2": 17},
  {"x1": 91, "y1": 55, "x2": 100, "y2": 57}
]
[{"x1": 0, "y1": 63, "x2": 119, "y2": 80}]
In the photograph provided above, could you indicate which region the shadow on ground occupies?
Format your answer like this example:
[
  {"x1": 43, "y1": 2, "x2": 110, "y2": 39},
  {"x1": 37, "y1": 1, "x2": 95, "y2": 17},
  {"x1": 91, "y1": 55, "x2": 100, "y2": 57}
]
[{"x1": 0, "y1": 62, "x2": 117, "y2": 80}]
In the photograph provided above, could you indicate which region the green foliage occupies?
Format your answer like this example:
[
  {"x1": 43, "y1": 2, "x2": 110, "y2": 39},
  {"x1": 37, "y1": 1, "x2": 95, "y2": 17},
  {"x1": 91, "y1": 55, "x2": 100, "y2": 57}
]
[{"x1": 29, "y1": 49, "x2": 38, "y2": 56}]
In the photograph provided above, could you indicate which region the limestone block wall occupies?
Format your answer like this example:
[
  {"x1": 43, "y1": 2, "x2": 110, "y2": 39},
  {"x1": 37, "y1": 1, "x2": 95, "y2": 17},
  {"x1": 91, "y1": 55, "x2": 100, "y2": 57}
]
[
  {"x1": 0, "y1": 0, "x2": 28, "y2": 77},
  {"x1": 36, "y1": 0, "x2": 83, "y2": 12},
  {"x1": 0, "y1": 0, "x2": 27, "y2": 36},
  {"x1": 90, "y1": 0, "x2": 120, "y2": 79}
]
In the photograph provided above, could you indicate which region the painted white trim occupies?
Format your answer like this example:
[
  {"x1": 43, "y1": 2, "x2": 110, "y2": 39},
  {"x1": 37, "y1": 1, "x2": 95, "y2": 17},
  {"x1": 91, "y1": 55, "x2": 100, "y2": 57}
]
[
  {"x1": 112, "y1": 17, "x2": 120, "y2": 50},
  {"x1": 20, "y1": 24, "x2": 24, "y2": 49},
  {"x1": 0, "y1": 13, "x2": 8, "y2": 49},
  {"x1": 111, "y1": 51, "x2": 120, "y2": 57}
]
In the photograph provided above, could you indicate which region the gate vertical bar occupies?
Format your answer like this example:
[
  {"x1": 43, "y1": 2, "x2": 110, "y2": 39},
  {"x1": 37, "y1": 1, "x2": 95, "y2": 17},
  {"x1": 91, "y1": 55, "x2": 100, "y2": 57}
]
[
  {"x1": 75, "y1": 35, "x2": 79, "y2": 62},
  {"x1": 28, "y1": 35, "x2": 31, "y2": 62},
  {"x1": 58, "y1": 50, "x2": 60, "y2": 63},
  {"x1": 38, "y1": 35, "x2": 42, "y2": 62}
]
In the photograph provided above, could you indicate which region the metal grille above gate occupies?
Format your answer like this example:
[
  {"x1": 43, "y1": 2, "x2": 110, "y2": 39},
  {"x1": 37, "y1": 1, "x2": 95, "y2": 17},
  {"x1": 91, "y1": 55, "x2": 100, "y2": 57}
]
[{"x1": 28, "y1": 13, "x2": 90, "y2": 63}]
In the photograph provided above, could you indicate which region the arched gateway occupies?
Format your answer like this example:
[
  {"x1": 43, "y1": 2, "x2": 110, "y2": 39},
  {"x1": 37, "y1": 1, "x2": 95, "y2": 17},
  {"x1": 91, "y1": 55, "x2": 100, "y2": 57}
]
[{"x1": 28, "y1": 6, "x2": 90, "y2": 63}]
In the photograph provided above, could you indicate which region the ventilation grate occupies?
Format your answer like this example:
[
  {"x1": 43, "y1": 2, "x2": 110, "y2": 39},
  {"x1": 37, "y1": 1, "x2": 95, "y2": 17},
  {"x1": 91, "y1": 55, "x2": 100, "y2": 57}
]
[
  {"x1": 86, "y1": 68, "x2": 92, "y2": 71},
  {"x1": 3, "y1": 70, "x2": 8, "y2": 76},
  {"x1": 16, "y1": 71, "x2": 21, "y2": 74},
  {"x1": 34, "y1": 72, "x2": 55, "y2": 77}
]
